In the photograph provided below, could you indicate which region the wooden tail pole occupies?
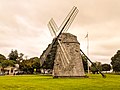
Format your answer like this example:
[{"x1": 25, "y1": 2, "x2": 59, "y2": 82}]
[{"x1": 80, "y1": 49, "x2": 106, "y2": 78}]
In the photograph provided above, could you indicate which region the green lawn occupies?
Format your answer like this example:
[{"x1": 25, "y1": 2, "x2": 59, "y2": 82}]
[{"x1": 0, "y1": 74, "x2": 120, "y2": 90}]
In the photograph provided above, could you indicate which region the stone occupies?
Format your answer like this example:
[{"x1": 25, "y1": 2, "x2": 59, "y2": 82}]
[{"x1": 53, "y1": 33, "x2": 86, "y2": 78}]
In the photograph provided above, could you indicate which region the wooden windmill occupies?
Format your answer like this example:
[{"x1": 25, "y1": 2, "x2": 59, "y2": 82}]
[
  {"x1": 40, "y1": 6, "x2": 106, "y2": 78},
  {"x1": 40, "y1": 6, "x2": 85, "y2": 77}
]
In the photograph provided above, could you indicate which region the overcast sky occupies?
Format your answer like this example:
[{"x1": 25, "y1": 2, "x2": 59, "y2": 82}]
[{"x1": 0, "y1": 0, "x2": 120, "y2": 64}]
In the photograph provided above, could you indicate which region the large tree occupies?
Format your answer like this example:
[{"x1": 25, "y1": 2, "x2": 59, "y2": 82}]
[{"x1": 111, "y1": 50, "x2": 120, "y2": 72}]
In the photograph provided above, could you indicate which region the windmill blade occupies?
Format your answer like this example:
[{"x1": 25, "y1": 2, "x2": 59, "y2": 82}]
[
  {"x1": 59, "y1": 6, "x2": 76, "y2": 30},
  {"x1": 80, "y1": 49, "x2": 106, "y2": 78},
  {"x1": 58, "y1": 40, "x2": 70, "y2": 64},
  {"x1": 50, "y1": 18, "x2": 59, "y2": 32},
  {"x1": 58, "y1": 40, "x2": 71, "y2": 63},
  {"x1": 48, "y1": 18, "x2": 60, "y2": 37},
  {"x1": 59, "y1": 51, "x2": 67, "y2": 68},
  {"x1": 47, "y1": 23, "x2": 56, "y2": 37},
  {"x1": 63, "y1": 9, "x2": 79, "y2": 32},
  {"x1": 48, "y1": 21, "x2": 57, "y2": 37},
  {"x1": 59, "y1": 6, "x2": 78, "y2": 33},
  {"x1": 48, "y1": 18, "x2": 59, "y2": 37}
]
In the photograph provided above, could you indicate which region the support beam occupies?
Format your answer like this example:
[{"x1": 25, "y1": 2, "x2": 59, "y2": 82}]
[{"x1": 80, "y1": 49, "x2": 106, "y2": 78}]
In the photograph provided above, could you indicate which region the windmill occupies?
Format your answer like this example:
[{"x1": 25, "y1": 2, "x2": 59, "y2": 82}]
[{"x1": 40, "y1": 6, "x2": 106, "y2": 78}]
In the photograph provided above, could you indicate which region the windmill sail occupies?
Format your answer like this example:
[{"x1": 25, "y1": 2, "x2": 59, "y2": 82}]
[
  {"x1": 48, "y1": 22, "x2": 57, "y2": 37},
  {"x1": 59, "y1": 6, "x2": 78, "y2": 32},
  {"x1": 63, "y1": 8, "x2": 79, "y2": 32},
  {"x1": 50, "y1": 18, "x2": 59, "y2": 32}
]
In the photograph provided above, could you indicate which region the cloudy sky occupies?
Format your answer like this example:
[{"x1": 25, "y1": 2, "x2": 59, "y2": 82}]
[{"x1": 0, "y1": 0, "x2": 120, "y2": 64}]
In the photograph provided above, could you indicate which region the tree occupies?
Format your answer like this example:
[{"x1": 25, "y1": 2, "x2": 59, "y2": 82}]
[
  {"x1": 81, "y1": 54, "x2": 88, "y2": 72},
  {"x1": 0, "y1": 60, "x2": 15, "y2": 68},
  {"x1": 101, "y1": 64, "x2": 111, "y2": 71},
  {"x1": 0, "y1": 54, "x2": 6, "y2": 63},
  {"x1": 90, "y1": 62, "x2": 102, "y2": 74},
  {"x1": 8, "y1": 50, "x2": 18, "y2": 61},
  {"x1": 17, "y1": 53, "x2": 24, "y2": 63},
  {"x1": 19, "y1": 57, "x2": 40, "y2": 74},
  {"x1": 111, "y1": 50, "x2": 120, "y2": 72},
  {"x1": 0, "y1": 54, "x2": 6, "y2": 60}
]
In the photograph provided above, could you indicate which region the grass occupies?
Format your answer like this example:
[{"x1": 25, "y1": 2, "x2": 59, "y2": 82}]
[{"x1": 0, "y1": 74, "x2": 120, "y2": 90}]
